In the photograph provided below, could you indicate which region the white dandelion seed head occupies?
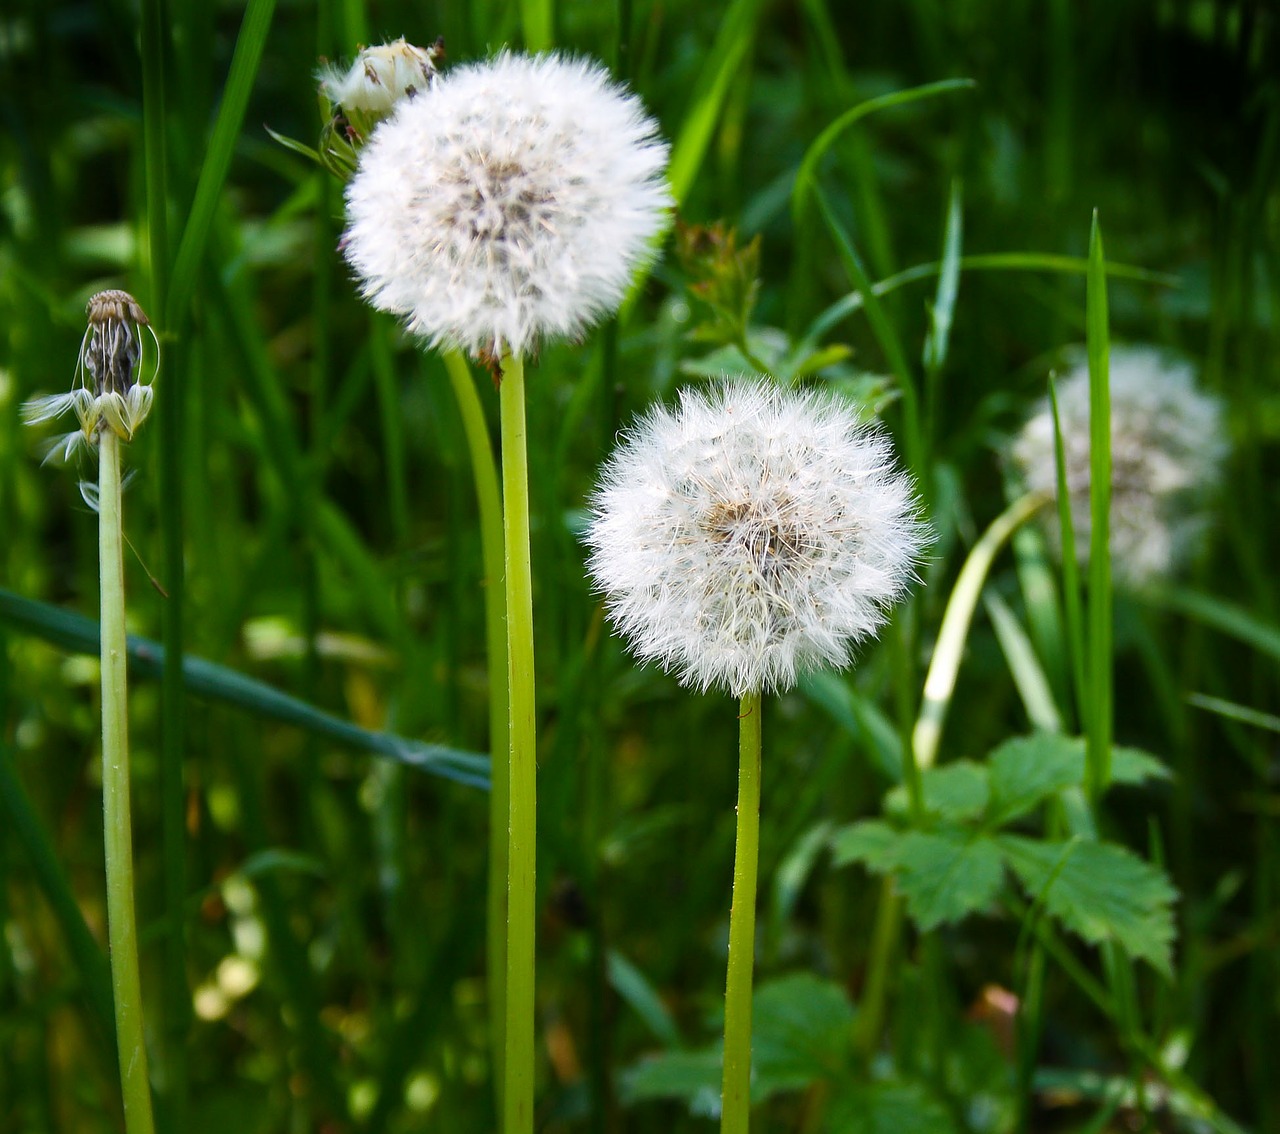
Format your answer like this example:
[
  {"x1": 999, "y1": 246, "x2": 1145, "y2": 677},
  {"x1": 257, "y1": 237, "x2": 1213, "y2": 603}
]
[
  {"x1": 342, "y1": 51, "x2": 671, "y2": 360},
  {"x1": 21, "y1": 289, "x2": 159, "y2": 463},
  {"x1": 1012, "y1": 345, "x2": 1228, "y2": 585},
  {"x1": 585, "y1": 380, "x2": 929, "y2": 697},
  {"x1": 317, "y1": 37, "x2": 443, "y2": 115}
]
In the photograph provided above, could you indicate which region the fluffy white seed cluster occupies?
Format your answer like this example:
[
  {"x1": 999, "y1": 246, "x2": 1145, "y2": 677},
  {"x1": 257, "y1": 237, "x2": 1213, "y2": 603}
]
[
  {"x1": 342, "y1": 51, "x2": 671, "y2": 360},
  {"x1": 1012, "y1": 346, "x2": 1227, "y2": 585},
  {"x1": 22, "y1": 290, "x2": 158, "y2": 463},
  {"x1": 317, "y1": 37, "x2": 442, "y2": 115},
  {"x1": 585, "y1": 380, "x2": 928, "y2": 697}
]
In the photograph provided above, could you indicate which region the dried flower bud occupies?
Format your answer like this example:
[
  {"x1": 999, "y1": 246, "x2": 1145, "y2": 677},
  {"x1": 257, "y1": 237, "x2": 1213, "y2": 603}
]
[{"x1": 22, "y1": 289, "x2": 159, "y2": 462}]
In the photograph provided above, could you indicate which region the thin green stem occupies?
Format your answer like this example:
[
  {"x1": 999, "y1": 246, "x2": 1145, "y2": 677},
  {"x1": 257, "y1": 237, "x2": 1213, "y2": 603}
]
[
  {"x1": 721, "y1": 689, "x2": 762, "y2": 1134},
  {"x1": 500, "y1": 351, "x2": 536, "y2": 1134},
  {"x1": 443, "y1": 350, "x2": 509, "y2": 1107},
  {"x1": 99, "y1": 431, "x2": 157, "y2": 1134},
  {"x1": 853, "y1": 877, "x2": 901, "y2": 1061}
]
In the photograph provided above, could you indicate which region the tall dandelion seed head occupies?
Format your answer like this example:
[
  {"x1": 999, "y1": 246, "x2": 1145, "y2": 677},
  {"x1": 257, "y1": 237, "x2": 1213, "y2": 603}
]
[
  {"x1": 22, "y1": 289, "x2": 159, "y2": 465},
  {"x1": 1012, "y1": 345, "x2": 1227, "y2": 585},
  {"x1": 585, "y1": 380, "x2": 929, "y2": 697},
  {"x1": 341, "y1": 51, "x2": 671, "y2": 360}
]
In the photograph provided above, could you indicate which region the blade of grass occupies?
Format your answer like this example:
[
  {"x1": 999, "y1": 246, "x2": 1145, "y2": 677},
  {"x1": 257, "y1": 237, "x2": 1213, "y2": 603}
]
[
  {"x1": 0, "y1": 589, "x2": 489, "y2": 787},
  {"x1": 139, "y1": 0, "x2": 190, "y2": 1125},
  {"x1": 0, "y1": 743, "x2": 117, "y2": 1045},
  {"x1": 1050, "y1": 375, "x2": 1089, "y2": 735},
  {"x1": 1084, "y1": 212, "x2": 1112, "y2": 800},
  {"x1": 923, "y1": 179, "x2": 964, "y2": 449},
  {"x1": 166, "y1": 0, "x2": 278, "y2": 325},
  {"x1": 811, "y1": 182, "x2": 924, "y2": 481}
]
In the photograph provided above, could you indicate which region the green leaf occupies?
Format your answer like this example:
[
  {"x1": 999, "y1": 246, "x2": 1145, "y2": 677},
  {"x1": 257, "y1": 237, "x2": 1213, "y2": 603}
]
[
  {"x1": 886, "y1": 761, "x2": 989, "y2": 823},
  {"x1": 620, "y1": 1049, "x2": 722, "y2": 1110},
  {"x1": 825, "y1": 1081, "x2": 958, "y2": 1134},
  {"x1": 1111, "y1": 745, "x2": 1173, "y2": 785},
  {"x1": 986, "y1": 733, "x2": 1083, "y2": 824},
  {"x1": 620, "y1": 974, "x2": 856, "y2": 1110},
  {"x1": 752, "y1": 974, "x2": 855, "y2": 1094},
  {"x1": 830, "y1": 820, "x2": 900, "y2": 872},
  {"x1": 999, "y1": 835, "x2": 1177, "y2": 975},
  {"x1": 833, "y1": 824, "x2": 1005, "y2": 930}
]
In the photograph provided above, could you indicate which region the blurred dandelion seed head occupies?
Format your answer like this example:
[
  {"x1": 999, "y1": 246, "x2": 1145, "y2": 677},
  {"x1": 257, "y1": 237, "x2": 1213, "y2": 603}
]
[
  {"x1": 21, "y1": 289, "x2": 159, "y2": 464},
  {"x1": 341, "y1": 51, "x2": 671, "y2": 360},
  {"x1": 318, "y1": 37, "x2": 443, "y2": 116},
  {"x1": 585, "y1": 380, "x2": 929, "y2": 697},
  {"x1": 1012, "y1": 346, "x2": 1227, "y2": 585}
]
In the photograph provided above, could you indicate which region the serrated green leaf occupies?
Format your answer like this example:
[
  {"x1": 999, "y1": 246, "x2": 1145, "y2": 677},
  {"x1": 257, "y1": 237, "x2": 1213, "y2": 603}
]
[
  {"x1": 825, "y1": 1081, "x2": 958, "y2": 1134},
  {"x1": 830, "y1": 820, "x2": 900, "y2": 871},
  {"x1": 620, "y1": 1049, "x2": 722, "y2": 1108},
  {"x1": 886, "y1": 761, "x2": 989, "y2": 822},
  {"x1": 752, "y1": 973, "x2": 855, "y2": 1093},
  {"x1": 999, "y1": 835, "x2": 1177, "y2": 975},
  {"x1": 620, "y1": 974, "x2": 855, "y2": 1109},
  {"x1": 834, "y1": 824, "x2": 1005, "y2": 930},
  {"x1": 986, "y1": 733, "x2": 1083, "y2": 824}
]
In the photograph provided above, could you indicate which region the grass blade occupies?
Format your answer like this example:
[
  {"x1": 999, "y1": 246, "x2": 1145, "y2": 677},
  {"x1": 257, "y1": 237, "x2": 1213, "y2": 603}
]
[{"x1": 0, "y1": 589, "x2": 489, "y2": 787}]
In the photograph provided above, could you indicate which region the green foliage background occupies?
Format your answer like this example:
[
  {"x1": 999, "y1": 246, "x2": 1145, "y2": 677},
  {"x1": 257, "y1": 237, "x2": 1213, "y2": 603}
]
[{"x1": 0, "y1": 0, "x2": 1276, "y2": 1131}]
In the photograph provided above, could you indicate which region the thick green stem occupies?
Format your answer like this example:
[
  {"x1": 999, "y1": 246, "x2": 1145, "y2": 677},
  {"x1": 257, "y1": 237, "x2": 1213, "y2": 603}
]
[
  {"x1": 721, "y1": 690, "x2": 762, "y2": 1134},
  {"x1": 443, "y1": 350, "x2": 509, "y2": 1106},
  {"x1": 99, "y1": 431, "x2": 157, "y2": 1134},
  {"x1": 500, "y1": 352, "x2": 536, "y2": 1134}
]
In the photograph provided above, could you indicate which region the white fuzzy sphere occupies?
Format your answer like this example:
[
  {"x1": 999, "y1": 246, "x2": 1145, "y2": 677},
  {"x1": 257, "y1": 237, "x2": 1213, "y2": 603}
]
[
  {"x1": 585, "y1": 380, "x2": 928, "y2": 697},
  {"x1": 342, "y1": 52, "x2": 671, "y2": 359},
  {"x1": 1012, "y1": 346, "x2": 1227, "y2": 585}
]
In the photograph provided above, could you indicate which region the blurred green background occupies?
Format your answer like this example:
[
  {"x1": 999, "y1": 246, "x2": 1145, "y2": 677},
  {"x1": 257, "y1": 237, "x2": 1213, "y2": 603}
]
[{"x1": 1, "y1": 1, "x2": 1276, "y2": 1131}]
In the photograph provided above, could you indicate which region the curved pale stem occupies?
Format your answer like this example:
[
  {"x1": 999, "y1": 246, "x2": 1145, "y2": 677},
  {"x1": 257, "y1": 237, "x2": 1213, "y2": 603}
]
[
  {"x1": 99, "y1": 431, "x2": 157, "y2": 1134},
  {"x1": 721, "y1": 690, "x2": 762, "y2": 1134},
  {"x1": 500, "y1": 352, "x2": 537, "y2": 1134}
]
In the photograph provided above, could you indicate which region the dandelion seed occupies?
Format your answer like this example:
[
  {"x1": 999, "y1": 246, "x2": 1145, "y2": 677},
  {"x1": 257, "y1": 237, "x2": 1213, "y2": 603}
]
[
  {"x1": 341, "y1": 51, "x2": 671, "y2": 360},
  {"x1": 22, "y1": 289, "x2": 160, "y2": 463},
  {"x1": 585, "y1": 380, "x2": 929, "y2": 697},
  {"x1": 1012, "y1": 346, "x2": 1227, "y2": 585}
]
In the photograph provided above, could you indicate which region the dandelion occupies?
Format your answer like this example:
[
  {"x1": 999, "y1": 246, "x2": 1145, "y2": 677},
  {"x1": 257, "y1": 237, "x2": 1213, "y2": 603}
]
[
  {"x1": 337, "y1": 49, "x2": 669, "y2": 1134},
  {"x1": 585, "y1": 379, "x2": 928, "y2": 698},
  {"x1": 318, "y1": 36, "x2": 443, "y2": 116},
  {"x1": 341, "y1": 51, "x2": 671, "y2": 361},
  {"x1": 23, "y1": 288, "x2": 160, "y2": 1134},
  {"x1": 1012, "y1": 346, "x2": 1227, "y2": 585},
  {"x1": 586, "y1": 378, "x2": 926, "y2": 1134},
  {"x1": 22, "y1": 290, "x2": 159, "y2": 464}
]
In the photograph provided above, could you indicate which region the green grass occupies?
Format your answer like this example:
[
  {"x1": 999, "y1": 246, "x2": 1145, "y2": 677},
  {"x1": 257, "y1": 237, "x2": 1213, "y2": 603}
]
[{"x1": 1, "y1": 2, "x2": 1277, "y2": 1132}]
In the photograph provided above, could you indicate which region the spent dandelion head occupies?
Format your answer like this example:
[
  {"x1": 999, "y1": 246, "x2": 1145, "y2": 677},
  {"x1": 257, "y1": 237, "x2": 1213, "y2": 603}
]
[
  {"x1": 22, "y1": 290, "x2": 159, "y2": 464},
  {"x1": 585, "y1": 380, "x2": 929, "y2": 697},
  {"x1": 341, "y1": 51, "x2": 671, "y2": 362},
  {"x1": 1011, "y1": 345, "x2": 1228, "y2": 585}
]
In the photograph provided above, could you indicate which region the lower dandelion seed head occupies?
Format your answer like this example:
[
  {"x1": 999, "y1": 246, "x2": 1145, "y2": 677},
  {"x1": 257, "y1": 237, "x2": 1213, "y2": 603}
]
[
  {"x1": 341, "y1": 51, "x2": 671, "y2": 361},
  {"x1": 1012, "y1": 346, "x2": 1227, "y2": 585},
  {"x1": 585, "y1": 380, "x2": 929, "y2": 697}
]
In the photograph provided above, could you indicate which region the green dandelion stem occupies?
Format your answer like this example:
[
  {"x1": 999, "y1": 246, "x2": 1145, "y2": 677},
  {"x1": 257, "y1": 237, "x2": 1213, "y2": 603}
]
[
  {"x1": 500, "y1": 351, "x2": 537, "y2": 1134},
  {"x1": 721, "y1": 689, "x2": 762, "y2": 1134},
  {"x1": 99, "y1": 430, "x2": 157, "y2": 1134},
  {"x1": 443, "y1": 349, "x2": 510, "y2": 1106}
]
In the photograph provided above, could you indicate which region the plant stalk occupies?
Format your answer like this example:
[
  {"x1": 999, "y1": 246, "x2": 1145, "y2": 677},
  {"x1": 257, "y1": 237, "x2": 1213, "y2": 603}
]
[
  {"x1": 443, "y1": 349, "x2": 510, "y2": 1108},
  {"x1": 99, "y1": 430, "x2": 157, "y2": 1134},
  {"x1": 721, "y1": 689, "x2": 762, "y2": 1134},
  {"x1": 500, "y1": 352, "x2": 536, "y2": 1134}
]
